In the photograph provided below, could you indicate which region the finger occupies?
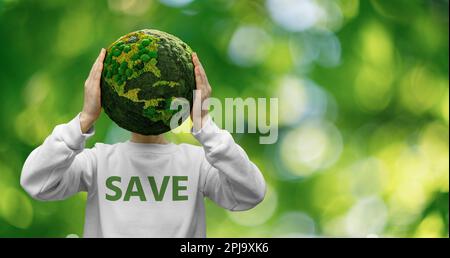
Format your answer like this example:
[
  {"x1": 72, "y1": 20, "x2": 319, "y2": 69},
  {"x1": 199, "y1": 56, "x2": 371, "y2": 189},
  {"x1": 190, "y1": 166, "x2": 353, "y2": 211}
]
[
  {"x1": 193, "y1": 53, "x2": 206, "y2": 77},
  {"x1": 87, "y1": 63, "x2": 96, "y2": 82},
  {"x1": 194, "y1": 66, "x2": 204, "y2": 90},
  {"x1": 192, "y1": 52, "x2": 201, "y2": 68},
  {"x1": 89, "y1": 53, "x2": 101, "y2": 77},
  {"x1": 89, "y1": 49, "x2": 106, "y2": 80},
  {"x1": 93, "y1": 51, "x2": 106, "y2": 81},
  {"x1": 195, "y1": 54, "x2": 208, "y2": 85},
  {"x1": 93, "y1": 63, "x2": 103, "y2": 81},
  {"x1": 193, "y1": 53, "x2": 205, "y2": 87},
  {"x1": 98, "y1": 48, "x2": 106, "y2": 64},
  {"x1": 94, "y1": 49, "x2": 106, "y2": 71}
]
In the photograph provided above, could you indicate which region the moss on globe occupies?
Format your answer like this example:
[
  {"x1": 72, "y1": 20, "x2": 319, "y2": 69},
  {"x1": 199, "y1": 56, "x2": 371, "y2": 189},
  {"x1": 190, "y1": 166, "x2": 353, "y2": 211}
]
[{"x1": 101, "y1": 29, "x2": 195, "y2": 135}]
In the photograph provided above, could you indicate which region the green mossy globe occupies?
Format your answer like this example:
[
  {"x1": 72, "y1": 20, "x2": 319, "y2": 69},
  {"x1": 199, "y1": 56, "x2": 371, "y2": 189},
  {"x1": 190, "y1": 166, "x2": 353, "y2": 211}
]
[{"x1": 101, "y1": 29, "x2": 195, "y2": 135}]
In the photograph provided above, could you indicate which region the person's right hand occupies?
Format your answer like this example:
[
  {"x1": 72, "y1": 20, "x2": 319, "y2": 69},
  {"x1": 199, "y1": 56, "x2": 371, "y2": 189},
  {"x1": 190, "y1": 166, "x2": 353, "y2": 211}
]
[{"x1": 80, "y1": 48, "x2": 106, "y2": 133}]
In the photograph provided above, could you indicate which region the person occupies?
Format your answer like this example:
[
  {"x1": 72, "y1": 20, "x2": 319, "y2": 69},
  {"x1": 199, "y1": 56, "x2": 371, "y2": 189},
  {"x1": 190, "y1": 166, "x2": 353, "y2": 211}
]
[{"x1": 20, "y1": 49, "x2": 266, "y2": 238}]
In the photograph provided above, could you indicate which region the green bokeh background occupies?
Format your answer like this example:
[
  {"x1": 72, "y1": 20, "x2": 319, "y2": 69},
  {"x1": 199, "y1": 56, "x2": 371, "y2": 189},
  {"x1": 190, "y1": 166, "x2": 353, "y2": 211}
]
[{"x1": 0, "y1": 0, "x2": 448, "y2": 238}]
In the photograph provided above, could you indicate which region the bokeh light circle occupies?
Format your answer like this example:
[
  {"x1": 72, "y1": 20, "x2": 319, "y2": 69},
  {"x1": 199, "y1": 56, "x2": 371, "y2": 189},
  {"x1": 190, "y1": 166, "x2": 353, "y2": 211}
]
[
  {"x1": 159, "y1": 0, "x2": 193, "y2": 7},
  {"x1": 0, "y1": 187, "x2": 34, "y2": 229},
  {"x1": 227, "y1": 184, "x2": 278, "y2": 227},
  {"x1": 280, "y1": 119, "x2": 343, "y2": 177},
  {"x1": 345, "y1": 196, "x2": 388, "y2": 237},
  {"x1": 108, "y1": 0, "x2": 151, "y2": 15},
  {"x1": 266, "y1": 0, "x2": 342, "y2": 32},
  {"x1": 228, "y1": 25, "x2": 273, "y2": 67},
  {"x1": 275, "y1": 76, "x2": 329, "y2": 127},
  {"x1": 267, "y1": 0, "x2": 323, "y2": 31},
  {"x1": 272, "y1": 212, "x2": 316, "y2": 237},
  {"x1": 290, "y1": 31, "x2": 341, "y2": 68}
]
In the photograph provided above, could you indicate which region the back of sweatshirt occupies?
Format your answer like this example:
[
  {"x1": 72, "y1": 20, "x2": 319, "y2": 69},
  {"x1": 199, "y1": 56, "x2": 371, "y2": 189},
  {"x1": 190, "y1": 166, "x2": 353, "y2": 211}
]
[{"x1": 20, "y1": 114, "x2": 266, "y2": 237}]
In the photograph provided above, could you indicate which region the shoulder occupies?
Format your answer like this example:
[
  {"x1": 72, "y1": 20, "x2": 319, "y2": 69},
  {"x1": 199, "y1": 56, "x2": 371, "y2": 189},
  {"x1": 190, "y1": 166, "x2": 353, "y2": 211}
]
[
  {"x1": 89, "y1": 142, "x2": 123, "y2": 155},
  {"x1": 177, "y1": 143, "x2": 204, "y2": 154},
  {"x1": 176, "y1": 143, "x2": 207, "y2": 162},
  {"x1": 176, "y1": 143, "x2": 210, "y2": 171}
]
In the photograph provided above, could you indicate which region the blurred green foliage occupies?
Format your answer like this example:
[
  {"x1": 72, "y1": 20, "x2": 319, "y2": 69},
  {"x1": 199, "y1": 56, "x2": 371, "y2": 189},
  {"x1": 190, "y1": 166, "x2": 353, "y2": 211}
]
[{"x1": 0, "y1": 0, "x2": 448, "y2": 237}]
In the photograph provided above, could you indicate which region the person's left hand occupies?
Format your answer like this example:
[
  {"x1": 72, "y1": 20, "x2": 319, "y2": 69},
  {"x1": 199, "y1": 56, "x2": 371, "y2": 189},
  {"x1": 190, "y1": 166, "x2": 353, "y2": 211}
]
[{"x1": 191, "y1": 52, "x2": 212, "y2": 131}]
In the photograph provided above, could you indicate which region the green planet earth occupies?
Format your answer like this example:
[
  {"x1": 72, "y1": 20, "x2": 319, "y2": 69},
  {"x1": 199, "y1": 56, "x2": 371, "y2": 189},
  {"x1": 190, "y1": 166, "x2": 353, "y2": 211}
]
[{"x1": 101, "y1": 29, "x2": 195, "y2": 135}]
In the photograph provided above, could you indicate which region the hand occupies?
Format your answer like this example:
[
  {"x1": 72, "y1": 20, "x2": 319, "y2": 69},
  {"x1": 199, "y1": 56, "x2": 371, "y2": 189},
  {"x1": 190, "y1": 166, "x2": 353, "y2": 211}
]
[
  {"x1": 191, "y1": 52, "x2": 212, "y2": 131},
  {"x1": 80, "y1": 48, "x2": 106, "y2": 133}
]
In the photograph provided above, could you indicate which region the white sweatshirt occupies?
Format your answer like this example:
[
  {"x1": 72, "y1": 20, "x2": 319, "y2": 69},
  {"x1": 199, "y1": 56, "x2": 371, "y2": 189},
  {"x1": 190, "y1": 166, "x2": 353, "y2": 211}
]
[{"x1": 20, "y1": 114, "x2": 266, "y2": 238}]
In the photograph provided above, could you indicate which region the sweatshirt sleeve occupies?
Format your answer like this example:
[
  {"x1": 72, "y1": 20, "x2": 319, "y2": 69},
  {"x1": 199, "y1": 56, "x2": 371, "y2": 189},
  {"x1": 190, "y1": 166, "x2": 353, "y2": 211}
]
[
  {"x1": 20, "y1": 114, "x2": 97, "y2": 201},
  {"x1": 193, "y1": 117, "x2": 266, "y2": 211}
]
